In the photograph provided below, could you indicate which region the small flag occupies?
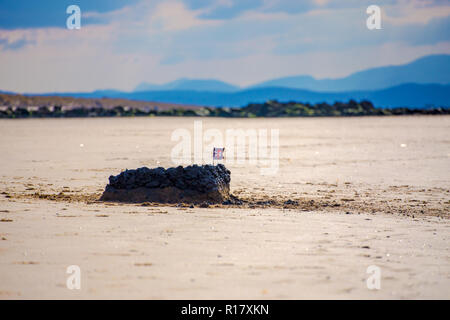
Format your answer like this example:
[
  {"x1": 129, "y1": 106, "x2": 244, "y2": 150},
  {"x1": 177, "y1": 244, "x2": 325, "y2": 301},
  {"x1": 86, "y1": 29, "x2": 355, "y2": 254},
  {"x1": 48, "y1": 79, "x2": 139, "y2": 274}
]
[{"x1": 213, "y1": 147, "x2": 225, "y2": 160}]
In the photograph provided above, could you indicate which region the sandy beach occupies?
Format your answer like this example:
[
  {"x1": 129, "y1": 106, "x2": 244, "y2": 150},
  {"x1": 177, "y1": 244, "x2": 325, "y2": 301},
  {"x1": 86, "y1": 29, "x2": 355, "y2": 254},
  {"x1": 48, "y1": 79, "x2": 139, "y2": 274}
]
[{"x1": 0, "y1": 116, "x2": 449, "y2": 299}]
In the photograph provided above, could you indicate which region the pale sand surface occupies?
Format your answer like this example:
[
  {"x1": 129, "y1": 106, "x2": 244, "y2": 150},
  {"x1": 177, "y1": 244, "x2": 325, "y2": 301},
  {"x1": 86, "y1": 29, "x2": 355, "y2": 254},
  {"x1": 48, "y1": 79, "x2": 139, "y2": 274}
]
[{"x1": 0, "y1": 116, "x2": 449, "y2": 299}]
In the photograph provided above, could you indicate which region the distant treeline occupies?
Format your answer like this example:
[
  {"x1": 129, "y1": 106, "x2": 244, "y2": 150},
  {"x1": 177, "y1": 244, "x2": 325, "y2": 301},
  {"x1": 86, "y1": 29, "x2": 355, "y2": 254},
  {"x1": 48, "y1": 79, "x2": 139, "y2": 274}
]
[{"x1": 0, "y1": 99, "x2": 449, "y2": 119}]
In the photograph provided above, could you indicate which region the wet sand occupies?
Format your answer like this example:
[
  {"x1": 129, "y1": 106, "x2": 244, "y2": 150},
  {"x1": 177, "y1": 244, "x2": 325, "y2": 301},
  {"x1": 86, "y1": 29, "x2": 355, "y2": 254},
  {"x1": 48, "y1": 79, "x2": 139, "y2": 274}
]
[{"x1": 0, "y1": 116, "x2": 449, "y2": 299}]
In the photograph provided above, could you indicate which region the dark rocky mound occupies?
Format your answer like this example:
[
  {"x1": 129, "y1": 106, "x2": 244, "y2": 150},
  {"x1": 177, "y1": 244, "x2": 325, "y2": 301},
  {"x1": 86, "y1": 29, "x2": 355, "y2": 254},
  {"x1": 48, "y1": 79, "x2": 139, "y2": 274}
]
[{"x1": 100, "y1": 164, "x2": 231, "y2": 204}]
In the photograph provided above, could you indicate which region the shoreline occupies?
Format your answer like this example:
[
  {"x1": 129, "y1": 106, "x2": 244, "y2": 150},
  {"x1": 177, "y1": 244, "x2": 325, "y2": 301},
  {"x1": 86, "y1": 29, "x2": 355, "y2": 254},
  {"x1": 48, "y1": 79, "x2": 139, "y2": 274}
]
[{"x1": 1, "y1": 98, "x2": 449, "y2": 119}]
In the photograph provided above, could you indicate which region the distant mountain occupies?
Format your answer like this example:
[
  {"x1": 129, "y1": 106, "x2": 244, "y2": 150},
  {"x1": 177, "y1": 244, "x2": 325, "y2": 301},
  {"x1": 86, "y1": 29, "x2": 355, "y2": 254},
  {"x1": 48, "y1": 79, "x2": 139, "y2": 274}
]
[
  {"x1": 134, "y1": 78, "x2": 239, "y2": 92},
  {"x1": 61, "y1": 83, "x2": 448, "y2": 108},
  {"x1": 131, "y1": 55, "x2": 450, "y2": 94},
  {"x1": 10, "y1": 54, "x2": 450, "y2": 109},
  {"x1": 252, "y1": 54, "x2": 450, "y2": 92},
  {"x1": 360, "y1": 83, "x2": 450, "y2": 108}
]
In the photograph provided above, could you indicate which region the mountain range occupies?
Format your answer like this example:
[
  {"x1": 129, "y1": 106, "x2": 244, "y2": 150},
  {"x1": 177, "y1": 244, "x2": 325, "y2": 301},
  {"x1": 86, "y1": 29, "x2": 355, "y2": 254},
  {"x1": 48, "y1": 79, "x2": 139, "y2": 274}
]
[
  {"x1": 15, "y1": 54, "x2": 450, "y2": 108},
  {"x1": 135, "y1": 78, "x2": 239, "y2": 92},
  {"x1": 250, "y1": 54, "x2": 450, "y2": 92},
  {"x1": 133, "y1": 55, "x2": 450, "y2": 93}
]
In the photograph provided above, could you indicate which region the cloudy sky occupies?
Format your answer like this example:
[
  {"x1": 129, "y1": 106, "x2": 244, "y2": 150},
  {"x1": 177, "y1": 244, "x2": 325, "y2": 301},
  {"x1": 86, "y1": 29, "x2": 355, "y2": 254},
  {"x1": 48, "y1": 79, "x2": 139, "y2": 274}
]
[{"x1": 0, "y1": 0, "x2": 449, "y2": 93}]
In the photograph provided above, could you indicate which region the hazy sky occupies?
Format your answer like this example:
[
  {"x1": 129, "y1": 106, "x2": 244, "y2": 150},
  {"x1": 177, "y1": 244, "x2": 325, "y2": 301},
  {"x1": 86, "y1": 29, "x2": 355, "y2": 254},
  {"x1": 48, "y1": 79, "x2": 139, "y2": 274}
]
[{"x1": 0, "y1": 0, "x2": 449, "y2": 93}]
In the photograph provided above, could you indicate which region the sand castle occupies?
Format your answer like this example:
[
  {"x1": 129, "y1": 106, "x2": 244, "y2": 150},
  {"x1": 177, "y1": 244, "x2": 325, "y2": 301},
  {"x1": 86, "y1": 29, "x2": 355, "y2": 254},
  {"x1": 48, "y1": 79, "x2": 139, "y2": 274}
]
[{"x1": 100, "y1": 164, "x2": 231, "y2": 204}]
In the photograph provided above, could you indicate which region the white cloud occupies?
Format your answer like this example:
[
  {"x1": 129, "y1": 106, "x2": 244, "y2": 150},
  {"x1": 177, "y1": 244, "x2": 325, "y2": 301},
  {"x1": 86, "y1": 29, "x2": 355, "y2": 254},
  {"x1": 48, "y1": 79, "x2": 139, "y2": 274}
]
[
  {"x1": 384, "y1": 0, "x2": 450, "y2": 25},
  {"x1": 150, "y1": 1, "x2": 220, "y2": 32},
  {"x1": 313, "y1": 0, "x2": 330, "y2": 6}
]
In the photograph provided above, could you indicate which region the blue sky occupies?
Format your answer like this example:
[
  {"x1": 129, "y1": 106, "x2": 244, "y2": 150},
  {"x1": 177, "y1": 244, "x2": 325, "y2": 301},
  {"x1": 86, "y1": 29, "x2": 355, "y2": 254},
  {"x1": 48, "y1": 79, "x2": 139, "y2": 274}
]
[{"x1": 0, "y1": 0, "x2": 449, "y2": 93}]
